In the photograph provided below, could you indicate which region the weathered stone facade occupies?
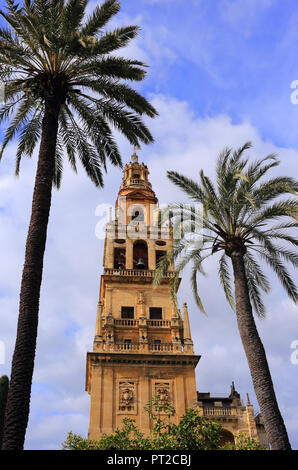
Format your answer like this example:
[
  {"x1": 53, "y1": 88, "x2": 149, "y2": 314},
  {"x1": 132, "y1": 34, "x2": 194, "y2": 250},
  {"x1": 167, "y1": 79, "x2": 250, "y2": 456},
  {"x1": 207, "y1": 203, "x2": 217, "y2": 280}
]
[{"x1": 85, "y1": 150, "x2": 267, "y2": 446}]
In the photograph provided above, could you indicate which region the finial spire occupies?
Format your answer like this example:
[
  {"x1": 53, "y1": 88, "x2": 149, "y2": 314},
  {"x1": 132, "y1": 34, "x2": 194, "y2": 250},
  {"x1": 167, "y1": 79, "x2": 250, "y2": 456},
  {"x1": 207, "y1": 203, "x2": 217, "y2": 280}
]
[
  {"x1": 182, "y1": 302, "x2": 194, "y2": 353},
  {"x1": 132, "y1": 144, "x2": 140, "y2": 163},
  {"x1": 183, "y1": 302, "x2": 191, "y2": 341}
]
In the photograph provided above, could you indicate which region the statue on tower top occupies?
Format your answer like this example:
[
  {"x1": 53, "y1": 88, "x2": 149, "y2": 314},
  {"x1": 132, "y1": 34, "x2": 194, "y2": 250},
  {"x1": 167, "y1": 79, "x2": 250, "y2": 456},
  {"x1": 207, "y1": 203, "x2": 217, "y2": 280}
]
[{"x1": 131, "y1": 144, "x2": 140, "y2": 163}]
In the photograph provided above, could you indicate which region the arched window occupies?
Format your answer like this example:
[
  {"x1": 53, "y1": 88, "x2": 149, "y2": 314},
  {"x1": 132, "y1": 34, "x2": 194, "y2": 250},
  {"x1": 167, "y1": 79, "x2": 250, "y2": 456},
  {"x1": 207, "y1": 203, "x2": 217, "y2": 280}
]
[
  {"x1": 114, "y1": 247, "x2": 126, "y2": 269},
  {"x1": 133, "y1": 240, "x2": 148, "y2": 270}
]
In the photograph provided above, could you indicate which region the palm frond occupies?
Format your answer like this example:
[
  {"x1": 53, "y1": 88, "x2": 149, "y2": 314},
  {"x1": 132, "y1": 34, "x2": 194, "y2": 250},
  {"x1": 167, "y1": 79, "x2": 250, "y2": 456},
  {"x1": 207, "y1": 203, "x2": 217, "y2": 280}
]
[
  {"x1": 190, "y1": 263, "x2": 206, "y2": 315},
  {"x1": 15, "y1": 105, "x2": 43, "y2": 175},
  {"x1": 167, "y1": 171, "x2": 205, "y2": 203},
  {"x1": 81, "y1": 0, "x2": 120, "y2": 37},
  {"x1": 258, "y1": 249, "x2": 298, "y2": 303},
  {"x1": 219, "y1": 253, "x2": 235, "y2": 311},
  {"x1": 245, "y1": 268, "x2": 267, "y2": 319},
  {"x1": 0, "y1": 97, "x2": 36, "y2": 159},
  {"x1": 53, "y1": 132, "x2": 64, "y2": 189}
]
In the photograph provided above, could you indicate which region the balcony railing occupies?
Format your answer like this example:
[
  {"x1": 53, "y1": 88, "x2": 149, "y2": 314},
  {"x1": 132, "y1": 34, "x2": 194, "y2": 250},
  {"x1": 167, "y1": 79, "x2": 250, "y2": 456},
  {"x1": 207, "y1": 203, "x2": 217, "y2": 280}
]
[
  {"x1": 114, "y1": 319, "x2": 139, "y2": 327},
  {"x1": 130, "y1": 179, "x2": 142, "y2": 184},
  {"x1": 147, "y1": 320, "x2": 171, "y2": 328},
  {"x1": 113, "y1": 319, "x2": 171, "y2": 328},
  {"x1": 149, "y1": 343, "x2": 175, "y2": 352},
  {"x1": 93, "y1": 341, "x2": 183, "y2": 354},
  {"x1": 114, "y1": 342, "x2": 140, "y2": 351},
  {"x1": 201, "y1": 407, "x2": 237, "y2": 417},
  {"x1": 106, "y1": 223, "x2": 171, "y2": 239},
  {"x1": 104, "y1": 268, "x2": 175, "y2": 278}
]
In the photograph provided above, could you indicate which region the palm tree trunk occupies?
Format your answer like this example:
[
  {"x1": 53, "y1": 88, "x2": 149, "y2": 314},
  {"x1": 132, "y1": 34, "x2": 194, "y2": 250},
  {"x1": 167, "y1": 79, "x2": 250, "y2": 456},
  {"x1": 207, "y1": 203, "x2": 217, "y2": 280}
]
[
  {"x1": 1, "y1": 99, "x2": 60, "y2": 450},
  {"x1": 231, "y1": 252, "x2": 291, "y2": 450}
]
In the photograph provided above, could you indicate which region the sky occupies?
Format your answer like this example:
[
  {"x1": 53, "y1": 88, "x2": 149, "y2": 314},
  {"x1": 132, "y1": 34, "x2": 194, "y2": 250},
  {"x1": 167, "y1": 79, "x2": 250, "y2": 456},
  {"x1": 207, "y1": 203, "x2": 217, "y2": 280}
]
[{"x1": 0, "y1": 0, "x2": 298, "y2": 450}]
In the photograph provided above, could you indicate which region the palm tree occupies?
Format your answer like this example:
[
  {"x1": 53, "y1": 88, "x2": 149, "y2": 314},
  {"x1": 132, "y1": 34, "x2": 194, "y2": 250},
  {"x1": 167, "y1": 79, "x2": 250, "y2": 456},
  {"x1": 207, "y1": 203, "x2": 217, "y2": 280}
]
[
  {"x1": 154, "y1": 142, "x2": 298, "y2": 450},
  {"x1": 0, "y1": 0, "x2": 157, "y2": 449}
]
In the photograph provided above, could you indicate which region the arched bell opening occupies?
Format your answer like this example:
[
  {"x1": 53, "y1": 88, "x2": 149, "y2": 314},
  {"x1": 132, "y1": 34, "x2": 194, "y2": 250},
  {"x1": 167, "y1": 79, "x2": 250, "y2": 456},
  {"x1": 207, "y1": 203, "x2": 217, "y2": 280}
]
[
  {"x1": 114, "y1": 247, "x2": 126, "y2": 269},
  {"x1": 133, "y1": 240, "x2": 148, "y2": 270}
]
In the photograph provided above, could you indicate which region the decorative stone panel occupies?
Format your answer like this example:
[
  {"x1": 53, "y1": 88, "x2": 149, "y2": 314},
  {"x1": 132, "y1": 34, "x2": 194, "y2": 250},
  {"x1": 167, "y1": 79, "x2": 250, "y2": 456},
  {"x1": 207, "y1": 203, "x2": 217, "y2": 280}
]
[
  {"x1": 152, "y1": 380, "x2": 174, "y2": 412},
  {"x1": 117, "y1": 380, "x2": 137, "y2": 415}
]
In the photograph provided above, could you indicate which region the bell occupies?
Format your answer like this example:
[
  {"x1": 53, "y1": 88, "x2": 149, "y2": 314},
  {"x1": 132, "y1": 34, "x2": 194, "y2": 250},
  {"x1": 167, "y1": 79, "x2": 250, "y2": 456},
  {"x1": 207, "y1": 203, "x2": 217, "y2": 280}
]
[
  {"x1": 117, "y1": 260, "x2": 124, "y2": 268},
  {"x1": 136, "y1": 257, "x2": 145, "y2": 269}
]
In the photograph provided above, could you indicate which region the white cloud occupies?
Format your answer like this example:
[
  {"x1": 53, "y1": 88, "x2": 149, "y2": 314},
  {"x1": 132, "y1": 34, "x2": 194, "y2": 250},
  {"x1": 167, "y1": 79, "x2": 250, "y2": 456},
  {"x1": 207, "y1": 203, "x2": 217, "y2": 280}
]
[{"x1": 220, "y1": 0, "x2": 277, "y2": 35}]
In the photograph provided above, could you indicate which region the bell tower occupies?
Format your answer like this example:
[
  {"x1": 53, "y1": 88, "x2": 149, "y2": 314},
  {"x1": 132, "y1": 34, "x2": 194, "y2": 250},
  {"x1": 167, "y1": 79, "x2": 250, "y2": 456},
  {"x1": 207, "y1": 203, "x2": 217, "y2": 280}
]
[{"x1": 86, "y1": 149, "x2": 200, "y2": 439}]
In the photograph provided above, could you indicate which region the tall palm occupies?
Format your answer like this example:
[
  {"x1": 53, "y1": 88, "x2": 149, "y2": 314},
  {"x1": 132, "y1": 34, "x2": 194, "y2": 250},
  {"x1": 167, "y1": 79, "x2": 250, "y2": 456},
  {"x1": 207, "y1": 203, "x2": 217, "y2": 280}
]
[
  {"x1": 0, "y1": 0, "x2": 157, "y2": 450},
  {"x1": 154, "y1": 142, "x2": 298, "y2": 450}
]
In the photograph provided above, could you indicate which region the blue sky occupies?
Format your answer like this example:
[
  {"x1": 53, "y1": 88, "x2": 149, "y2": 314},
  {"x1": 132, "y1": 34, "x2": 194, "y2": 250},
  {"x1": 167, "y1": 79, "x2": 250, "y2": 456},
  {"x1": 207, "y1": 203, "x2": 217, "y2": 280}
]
[
  {"x1": 121, "y1": 0, "x2": 298, "y2": 148},
  {"x1": 0, "y1": 0, "x2": 298, "y2": 450}
]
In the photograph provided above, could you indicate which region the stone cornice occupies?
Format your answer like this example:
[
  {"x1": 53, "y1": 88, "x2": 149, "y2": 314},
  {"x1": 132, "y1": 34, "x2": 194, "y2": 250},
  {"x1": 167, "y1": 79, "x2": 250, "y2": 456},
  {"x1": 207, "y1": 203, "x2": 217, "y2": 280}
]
[{"x1": 87, "y1": 351, "x2": 200, "y2": 367}]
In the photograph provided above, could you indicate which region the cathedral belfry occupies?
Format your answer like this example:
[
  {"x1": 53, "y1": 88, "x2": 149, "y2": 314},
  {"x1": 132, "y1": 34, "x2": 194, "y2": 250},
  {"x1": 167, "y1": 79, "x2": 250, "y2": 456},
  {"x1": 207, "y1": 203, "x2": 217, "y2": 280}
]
[
  {"x1": 85, "y1": 149, "x2": 200, "y2": 438},
  {"x1": 85, "y1": 149, "x2": 268, "y2": 446}
]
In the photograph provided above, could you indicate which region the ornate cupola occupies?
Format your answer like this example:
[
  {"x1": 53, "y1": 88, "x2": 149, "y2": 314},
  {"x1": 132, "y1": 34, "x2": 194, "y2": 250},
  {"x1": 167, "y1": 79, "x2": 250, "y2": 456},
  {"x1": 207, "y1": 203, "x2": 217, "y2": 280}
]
[{"x1": 119, "y1": 146, "x2": 157, "y2": 197}]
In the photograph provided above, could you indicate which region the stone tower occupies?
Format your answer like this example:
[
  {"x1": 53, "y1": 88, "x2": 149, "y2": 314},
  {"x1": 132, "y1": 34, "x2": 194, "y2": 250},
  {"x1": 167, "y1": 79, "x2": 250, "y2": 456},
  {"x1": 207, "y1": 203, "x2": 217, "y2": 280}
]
[{"x1": 85, "y1": 149, "x2": 200, "y2": 439}]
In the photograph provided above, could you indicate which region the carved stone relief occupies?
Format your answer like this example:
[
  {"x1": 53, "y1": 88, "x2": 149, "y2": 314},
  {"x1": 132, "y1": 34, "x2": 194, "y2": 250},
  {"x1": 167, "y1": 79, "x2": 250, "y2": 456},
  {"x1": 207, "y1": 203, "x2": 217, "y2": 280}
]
[
  {"x1": 155, "y1": 381, "x2": 171, "y2": 405},
  {"x1": 119, "y1": 381, "x2": 135, "y2": 412}
]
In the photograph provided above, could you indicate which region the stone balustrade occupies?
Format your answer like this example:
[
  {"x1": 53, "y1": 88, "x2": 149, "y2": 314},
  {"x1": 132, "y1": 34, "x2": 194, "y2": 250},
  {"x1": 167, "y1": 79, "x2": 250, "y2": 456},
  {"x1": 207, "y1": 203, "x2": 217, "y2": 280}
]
[
  {"x1": 147, "y1": 320, "x2": 171, "y2": 328},
  {"x1": 105, "y1": 223, "x2": 171, "y2": 240},
  {"x1": 93, "y1": 341, "x2": 183, "y2": 354},
  {"x1": 198, "y1": 406, "x2": 237, "y2": 417},
  {"x1": 104, "y1": 268, "x2": 175, "y2": 278},
  {"x1": 114, "y1": 319, "x2": 139, "y2": 327},
  {"x1": 104, "y1": 318, "x2": 176, "y2": 329}
]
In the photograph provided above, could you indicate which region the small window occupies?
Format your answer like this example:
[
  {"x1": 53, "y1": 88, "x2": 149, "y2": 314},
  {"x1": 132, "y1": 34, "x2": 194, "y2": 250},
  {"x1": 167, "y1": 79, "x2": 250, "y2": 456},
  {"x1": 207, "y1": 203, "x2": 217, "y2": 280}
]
[
  {"x1": 149, "y1": 307, "x2": 162, "y2": 320},
  {"x1": 124, "y1": 339, "x2": 132, "y2": 344},
  {"x1": 121, "y1": 306, "x2": 134, "y2": 319}
]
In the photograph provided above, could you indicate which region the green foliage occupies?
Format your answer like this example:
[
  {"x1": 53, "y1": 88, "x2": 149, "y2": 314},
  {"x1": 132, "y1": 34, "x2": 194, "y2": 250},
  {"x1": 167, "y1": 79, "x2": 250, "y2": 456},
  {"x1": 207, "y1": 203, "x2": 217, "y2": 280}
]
[
  {"x1": 144, "y1": 394, "x2": 176, "y2": 438},
  {"x1": 62, "y1": 397, "x2": 258, "y2": 451},
  {"x1": 172, "y1": 409, "x2": 223, "y2": 450},
  {"x1": 221, "y1": 432, "x2": 266, "y2": 450},
  {"x1": 62, "y1": 418, "x2": 151, "y2": 450},
  {"x1": 0, "y1": 375, "x2": 9, "y2": 448},
  {"x1": 0, "y1": 0, "x2": 158, "y2": 187},
  {"x1": 62, "y1": 430, "x2": 92, "y2": 450},
  {"x1": 154, "y1": 142, "x2": 298, "y2": 318}
]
